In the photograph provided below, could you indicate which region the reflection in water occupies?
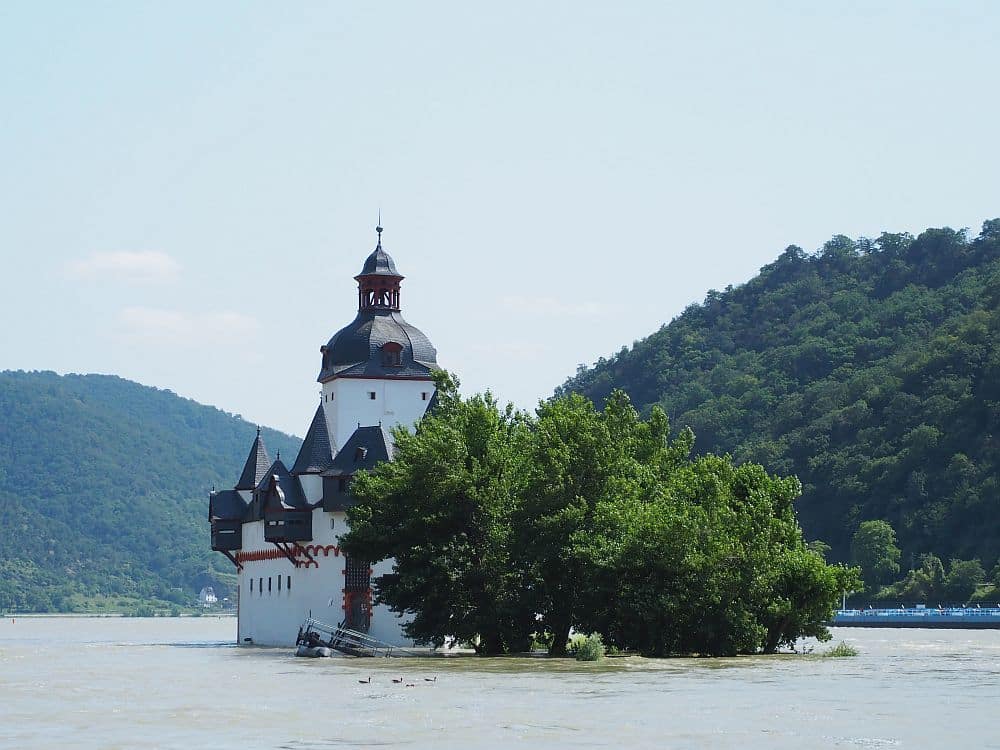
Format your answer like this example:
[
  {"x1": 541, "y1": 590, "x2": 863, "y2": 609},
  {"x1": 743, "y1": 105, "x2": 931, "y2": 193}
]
[{"x1": 2, "y1": 617, "x2": 999, "y2": 749}]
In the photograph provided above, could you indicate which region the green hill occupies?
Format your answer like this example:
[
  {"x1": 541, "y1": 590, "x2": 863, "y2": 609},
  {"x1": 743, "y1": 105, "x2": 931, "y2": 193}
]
[
  {"x1": 558, "y1": 220, "x2": 1000, "y2": 569},
  {"x1": 0, "y1": 371, "x2": 300, "y2": 612}
]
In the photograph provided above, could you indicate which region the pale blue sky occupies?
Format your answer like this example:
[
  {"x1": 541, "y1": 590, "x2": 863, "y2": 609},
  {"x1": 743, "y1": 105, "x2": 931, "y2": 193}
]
[{"x1": 2, "y1": 2, "x2": 997, "y2": 435}]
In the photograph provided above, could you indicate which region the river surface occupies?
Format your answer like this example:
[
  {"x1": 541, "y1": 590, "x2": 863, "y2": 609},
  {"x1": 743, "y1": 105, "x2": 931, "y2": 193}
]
[{"x1": 1, "y1": 617, "x2": 998, "y2": 749}]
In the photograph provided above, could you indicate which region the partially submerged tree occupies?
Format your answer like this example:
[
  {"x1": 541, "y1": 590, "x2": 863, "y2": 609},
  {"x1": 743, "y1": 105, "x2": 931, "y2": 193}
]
[{"x1": 344, "y1": 376, "x2": 859, "y2": 656}]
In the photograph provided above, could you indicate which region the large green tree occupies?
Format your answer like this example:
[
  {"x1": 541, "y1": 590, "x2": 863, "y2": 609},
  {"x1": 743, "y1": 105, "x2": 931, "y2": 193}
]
[
  {"x1": 851, "y1": 520, "x2": 901, "y2": 590},
  {"x1": 346, "y1": 379, "x2": 857, "y2": 656},
  {"x1": 342, "y1": 373, "x2": 534, "y2": 654}
]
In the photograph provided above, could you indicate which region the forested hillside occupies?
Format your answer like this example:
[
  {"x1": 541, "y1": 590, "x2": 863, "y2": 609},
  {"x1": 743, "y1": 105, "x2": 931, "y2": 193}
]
[
  {"x1": 0, "y1": 372, "x2": 300, "y2": 611},
  {"x1": 558, "y1": 220, "x2": 1000, "y2": 569}
]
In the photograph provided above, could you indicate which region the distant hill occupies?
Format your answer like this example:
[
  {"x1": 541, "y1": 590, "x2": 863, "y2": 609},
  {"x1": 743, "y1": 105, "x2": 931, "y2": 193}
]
[
  {"x1": 0, "y1": 371, "x2": 300, "y2": 612},
  {"x1": 558, "y1": 220, "x2": 1000, "y2": 568}
]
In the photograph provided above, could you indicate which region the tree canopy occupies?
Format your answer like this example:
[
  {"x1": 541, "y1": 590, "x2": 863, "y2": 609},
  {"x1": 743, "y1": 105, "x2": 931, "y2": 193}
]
[
  {"x1": 851, "y1": 520, "x2": 901, "y2": 590},
  {"x1": 558, "y1": 221, "x2": 1000, "y2": 570},
  {"x1": 343, "y1": 374, "x2": 859, "y2": 656}
]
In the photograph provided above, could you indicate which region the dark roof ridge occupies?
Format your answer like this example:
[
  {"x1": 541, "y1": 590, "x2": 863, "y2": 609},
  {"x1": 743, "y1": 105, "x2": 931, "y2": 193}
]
[{"x1": 291, "y1": 402, "x2": 337, "y2": 475}]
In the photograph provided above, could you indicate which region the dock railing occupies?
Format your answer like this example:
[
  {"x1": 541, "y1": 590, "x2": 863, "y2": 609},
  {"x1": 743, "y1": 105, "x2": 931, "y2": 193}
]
[{"x1": 297, "y1": 617, "x2": 395, "y2": 657}]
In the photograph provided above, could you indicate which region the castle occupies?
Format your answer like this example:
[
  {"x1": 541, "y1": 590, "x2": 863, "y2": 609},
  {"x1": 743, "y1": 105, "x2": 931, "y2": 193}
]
[{"x1": 208, "y1": 226, "x2": 438, "y2": 646}]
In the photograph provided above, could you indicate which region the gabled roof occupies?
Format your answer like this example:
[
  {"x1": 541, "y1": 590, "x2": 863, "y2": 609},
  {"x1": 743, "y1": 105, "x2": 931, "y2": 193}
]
[
  {"x1": 323, "y1": 425, "x2": 394, "y2": 477},
  {"x1": 209, "y1": 489, "x2": 248, "y2": 521},
  {"x1": 290, "y1": 403, "x2": 336, "y2": 475},
  {"x1": 235, "y1": 428, "x2": 271, "y2": 491},
  {"x1": 256, "y1": 458, "x2": 309, "y2": 510}
]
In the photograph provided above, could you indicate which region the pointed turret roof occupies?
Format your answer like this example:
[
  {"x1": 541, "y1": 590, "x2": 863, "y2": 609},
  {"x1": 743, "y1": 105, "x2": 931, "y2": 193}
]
[
  {"x1": 291, "y1": 403, "x2": 336, "y2": 475},
  {"x1": 235, "y1": 427, "x2": 272, "y2": 491}
]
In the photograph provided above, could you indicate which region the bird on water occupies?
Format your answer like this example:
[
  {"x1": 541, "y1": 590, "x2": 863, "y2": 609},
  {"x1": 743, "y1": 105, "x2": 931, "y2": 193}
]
[{"x1": 358, "y1": 676, "x2": 371, "y2": 684}]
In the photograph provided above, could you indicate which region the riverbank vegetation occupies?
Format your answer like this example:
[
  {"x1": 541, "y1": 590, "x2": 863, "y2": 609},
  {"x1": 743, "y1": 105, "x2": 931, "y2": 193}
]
[
  {"x1": 849, "y1": 520, "x2": 999, "y2": 605},
  {"x1": 342, "y1": 373, "x2": 860, "y2": 657}
]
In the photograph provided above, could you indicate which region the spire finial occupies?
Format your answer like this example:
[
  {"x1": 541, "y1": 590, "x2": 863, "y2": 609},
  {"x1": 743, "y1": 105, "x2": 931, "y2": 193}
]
[
  {"x1": 256, "y1": 425, "x2": 261, "y2": 437},
  {"x1": 376, "y1": 210, "x2": 383, "y2": 247}
]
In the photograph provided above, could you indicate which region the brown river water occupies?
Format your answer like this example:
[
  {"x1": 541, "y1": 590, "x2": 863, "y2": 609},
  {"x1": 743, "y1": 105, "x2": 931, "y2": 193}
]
[{"x1": 1, "y1": 617, "x2": 998, "y2": 749}]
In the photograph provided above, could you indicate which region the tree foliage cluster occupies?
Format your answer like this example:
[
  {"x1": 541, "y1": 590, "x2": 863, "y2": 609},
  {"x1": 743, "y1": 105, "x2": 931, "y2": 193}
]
[
  {"x1": 557, "y1": 221, "x2": 1000, "y2": 568},
  {"x1": 342, "y1": 374, "x2": 858, "y2": 656},
  {"x1": 849, "y1": 521, "x2": 993, "y2": 604},
  {"x1": 0, "y1": 371, "x2": 300, "y2": 611}
]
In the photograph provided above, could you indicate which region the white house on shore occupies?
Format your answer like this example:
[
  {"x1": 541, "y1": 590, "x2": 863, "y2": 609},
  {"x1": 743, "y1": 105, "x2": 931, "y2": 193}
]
[{"x1": 208, "y1": 226, "x2": 438, "y2": 647}]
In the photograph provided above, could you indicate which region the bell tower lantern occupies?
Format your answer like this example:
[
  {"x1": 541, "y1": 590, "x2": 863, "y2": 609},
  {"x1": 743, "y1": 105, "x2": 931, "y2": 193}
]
[{"x1": 355, "y1": 225, "x2": 403, "y2": 311}]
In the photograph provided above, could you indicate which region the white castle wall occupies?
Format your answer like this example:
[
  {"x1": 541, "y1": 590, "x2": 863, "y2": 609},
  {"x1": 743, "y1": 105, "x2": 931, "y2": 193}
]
[
  {"x1": 321, "y1": 377, "x2": 434, "y2": 450},
  {"x1": 236, "y1": 509, "x2": 414, "y2": 648}
]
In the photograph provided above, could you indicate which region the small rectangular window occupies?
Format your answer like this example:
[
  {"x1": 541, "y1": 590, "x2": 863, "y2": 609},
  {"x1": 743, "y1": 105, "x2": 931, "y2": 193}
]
[
  {"x1": 259, "y1": 577, "x2": 263, "y2": 596},
  {"x1": 250, "y1": 578, "x2": 254, "y2": 592},
  {"x1": 268, "y1": 577, "x2": 272, "y2": 593},
  {"x1": 329, "y1": 392, "x2": 334, "y2": 400},
  {"x1": 287, "y1": 575, "x2": 292, "y2": 591},
  {"x1": 278, "y1": 575, "x2": 282, "y2": 591},
  {"x1": 421, "y1": 392, "x2": 428, "y2": 401},
  {"x1": 368, "y1": 391, "x2": 376, "y2": 400}
]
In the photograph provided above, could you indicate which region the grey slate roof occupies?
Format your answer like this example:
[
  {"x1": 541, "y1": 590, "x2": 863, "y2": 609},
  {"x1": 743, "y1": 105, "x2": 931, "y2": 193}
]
[
  {"x1": 235, "y1": 429, "x2": 271, "y2": 490},
  {"x1": 209, "y1": 489, "x2": 248, "y2": 521},
  {"x1": 255, "y1": 458, "x2": 309, "y2": 509},
  {"x1": 323, "y1": 425, "x2": 395, "y2": 477},
  {"x1": 291, "y1": 403, "x2": 336, "y2": 475},
  {"x1": 356, "y1": 245, "x2": 402, "y2": 277},
  {"x1": 318, "y1": 310, "x2": 438, "y2": 381}
]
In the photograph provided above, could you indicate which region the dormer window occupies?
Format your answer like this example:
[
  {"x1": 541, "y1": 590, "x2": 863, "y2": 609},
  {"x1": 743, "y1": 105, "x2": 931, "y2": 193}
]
[
  {"x1": 354, "y1": 447, "x2": 368, "y2": 463},
  {"x1": 381, "y1": 341, "x2": 403, "y2": 367}
]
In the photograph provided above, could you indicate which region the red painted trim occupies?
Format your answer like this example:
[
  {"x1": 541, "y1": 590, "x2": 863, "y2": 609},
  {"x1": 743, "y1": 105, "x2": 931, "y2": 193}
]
[{"x1": 236, "y1": 545, "x2": 340, "y2": 564}]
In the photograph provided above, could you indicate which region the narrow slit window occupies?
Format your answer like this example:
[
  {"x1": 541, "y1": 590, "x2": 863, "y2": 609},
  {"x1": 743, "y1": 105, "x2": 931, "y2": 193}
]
[
  {"x1": 250, "y1": 578, "x2": 254, "y2": 592},
  {"x1": 368, "y1": 391, "x2": 376, "y2": 400},
  {"x1": 287, "y1": 575, "x2": 292, "y2": 591},
  {"x1": 278, "y1": 575, "x2": 282, "y2": 591},
  {"x1": 268, "y1": 577, "x2": 272, "y2": 593},
  {"x1": 421, "y1": 392, "x2": 429, "y2": 401},
  {"x1": 259, "y1": 577, "x2": 263, "y2": 596}
]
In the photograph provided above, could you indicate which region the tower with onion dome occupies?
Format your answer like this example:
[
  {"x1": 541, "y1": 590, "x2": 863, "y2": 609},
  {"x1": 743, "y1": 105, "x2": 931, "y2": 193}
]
[
  {"x1": 318, "y1": 224, "x2": 439, "y2": 450},
  {"x1": 208, "y1": 225, "x2": 439, "y2": 648}
]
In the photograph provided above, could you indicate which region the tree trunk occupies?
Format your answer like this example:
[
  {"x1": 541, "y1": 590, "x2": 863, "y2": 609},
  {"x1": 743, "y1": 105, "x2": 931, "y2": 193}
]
[
  {"x1": 548, "y1": 618, "x2": 572, "y2": 657},
  {"x1": 763, "y1": 616, "x2": 790, "y2": 654},
  {"x1": 477, "y1": 629, "x2": 505, "y2": 656}
]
